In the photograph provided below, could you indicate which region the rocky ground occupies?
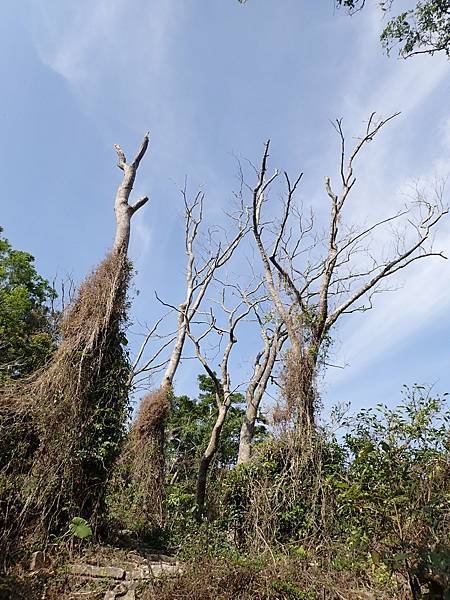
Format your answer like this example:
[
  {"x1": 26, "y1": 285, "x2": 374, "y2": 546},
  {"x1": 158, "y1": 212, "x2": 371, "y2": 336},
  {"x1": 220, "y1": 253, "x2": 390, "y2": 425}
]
[{"x1": 2, "y1": 546, "x2": 182, "y2": 600}]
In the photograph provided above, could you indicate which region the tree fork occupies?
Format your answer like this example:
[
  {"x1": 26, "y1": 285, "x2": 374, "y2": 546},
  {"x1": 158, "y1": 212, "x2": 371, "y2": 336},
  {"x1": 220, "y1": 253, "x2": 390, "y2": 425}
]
[{"x1": 113, "y1": 133, "x2": 150, "y2": 254}]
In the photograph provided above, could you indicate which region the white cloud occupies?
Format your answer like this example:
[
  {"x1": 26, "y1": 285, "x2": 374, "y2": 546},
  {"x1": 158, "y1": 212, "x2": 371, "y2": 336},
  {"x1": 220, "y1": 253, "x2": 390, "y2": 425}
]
[
  {"x1": 30, "y1": 2, "x2": 126, "y2": 84},
  {"x1": 23, "y1": 0, "x2": 450, "y2": 399},
  {"x1": 328, "y1": 239, "x2": 450, "y2": 388},
  {"x1": 28, "y1": 0, "x2": 183, "y2": 127}
]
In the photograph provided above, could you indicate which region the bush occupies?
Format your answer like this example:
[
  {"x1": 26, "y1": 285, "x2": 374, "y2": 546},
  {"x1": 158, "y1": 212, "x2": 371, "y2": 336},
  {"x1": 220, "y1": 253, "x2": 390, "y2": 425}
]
[{"x1": 222, "y1": 386, "x2": 449, "y2": 596}]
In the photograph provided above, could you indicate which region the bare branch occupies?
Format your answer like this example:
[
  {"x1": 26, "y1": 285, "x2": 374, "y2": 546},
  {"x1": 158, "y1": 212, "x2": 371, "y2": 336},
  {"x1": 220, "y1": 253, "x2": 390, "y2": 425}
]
[
  {"x1": 132, "y1": 132, "x2": 150, "y2": 168},
  {"x1": 114, "y1": 144, "x2": 126, "y2": 170},
  {"x1": 113, "y1": 133, "x2": 151, "y2": 252},
  {"x1": 130, "y1": 196, "x2": 149, "y2": 214}
]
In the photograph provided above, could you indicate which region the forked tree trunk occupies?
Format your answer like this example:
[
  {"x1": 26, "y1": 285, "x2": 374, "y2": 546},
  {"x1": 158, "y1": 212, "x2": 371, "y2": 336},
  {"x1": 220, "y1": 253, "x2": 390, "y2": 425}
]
[
  {"x1": 237, "y1": 325, "x2": 286, "y2": 464},
  {"x1": 113, "y1": 135, "x2": 149, "y2": 254}
]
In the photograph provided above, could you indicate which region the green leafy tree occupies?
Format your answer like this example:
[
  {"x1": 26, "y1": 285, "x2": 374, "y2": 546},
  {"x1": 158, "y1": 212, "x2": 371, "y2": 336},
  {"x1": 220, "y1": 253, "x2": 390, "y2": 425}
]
[
  {"x1": 330, "y1": 385, "x2": 450, "y2": 595},
  {"x1": 0, "y1": 227, "x2": 56, "y2": 382},
  {"x1": 337, "y1": 0, "x2": 450, "y2": 58}
]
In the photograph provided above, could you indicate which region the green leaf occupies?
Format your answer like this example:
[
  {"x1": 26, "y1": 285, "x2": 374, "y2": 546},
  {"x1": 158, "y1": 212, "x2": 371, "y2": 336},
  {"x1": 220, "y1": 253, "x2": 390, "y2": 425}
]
[{"x1": 69, "y1": 517, "x2": 93, "y2": 539}]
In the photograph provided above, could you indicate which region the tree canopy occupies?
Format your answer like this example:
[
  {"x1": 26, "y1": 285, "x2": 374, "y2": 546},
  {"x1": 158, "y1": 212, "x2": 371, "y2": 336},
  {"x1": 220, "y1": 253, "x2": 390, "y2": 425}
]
[
  {"x1": 0, "y1": 227, "x2": 56, "y2": 382},
  {"x1": 337, "y1": 0, "x2": 450, "y2": 57}
]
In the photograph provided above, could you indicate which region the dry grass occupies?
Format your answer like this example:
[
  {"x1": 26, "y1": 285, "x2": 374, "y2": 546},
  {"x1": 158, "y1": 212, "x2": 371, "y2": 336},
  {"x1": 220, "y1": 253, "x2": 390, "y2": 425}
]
[
  {"x1": 107, "y1": 387, "x2": 171, "y2": 534},
  {"x1": 142, "y1": 555, "x2": 405, "y2": 600},
  {"x1": 226, "y1": 433, "x2": 336, "y2": 555},
  {"x1": 0, "y1": 250, "x2": 132, "y2": 553}
]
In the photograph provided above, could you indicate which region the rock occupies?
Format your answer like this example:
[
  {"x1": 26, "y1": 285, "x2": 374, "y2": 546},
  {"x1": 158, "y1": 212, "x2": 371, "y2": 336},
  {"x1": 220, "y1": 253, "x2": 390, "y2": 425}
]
[
  {"x1": 68, "y1": 563, "x2": 125, "y2": 579},
  {"x1": 30, "y1": 550, "x2": 46, "y2": 571},
  {"x1": 145, "y1": 553, "x2": 177, "y2": 563},
  {"x1": 104, "y1": 582, "x2": 136, "y2": 600},
  {"x1": 122, "y1": 587, "x2": 136, "y2": 600},
  {"x1": 125, "y1": 551, "x2": 147, "y2": 564},
  {"x1": 126, "y1": 565, "x2": 151, "y2": 580},
  {"x1": 150, "y1": 562, "x2": 181, "y2": 578}
]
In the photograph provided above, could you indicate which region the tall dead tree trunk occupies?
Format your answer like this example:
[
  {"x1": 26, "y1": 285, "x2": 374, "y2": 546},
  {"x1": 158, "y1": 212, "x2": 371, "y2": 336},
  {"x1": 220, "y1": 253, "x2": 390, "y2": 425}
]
[
  {"x1": 126, "y1": 188, "x2": 249, "y2": 527},
  {"x1": 0, "y1": 135, "x2": 150, "y2": 547},
  {"x1": 113, "y1": 135, "x2": 149, "y2": 253}
]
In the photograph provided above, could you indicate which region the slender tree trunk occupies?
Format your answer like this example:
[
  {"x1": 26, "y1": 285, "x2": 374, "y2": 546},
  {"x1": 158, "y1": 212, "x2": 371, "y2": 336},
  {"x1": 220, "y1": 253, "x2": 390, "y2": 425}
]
[
  {"x1": 237, "y1": 382, "x2": 262, "y2": 464},
  {"x1": 196, "y1": 405, "x2": 227, "y2": 520},
  {"x1": 237, "y1": 412, "x2": 255, "y2": 465},
  {"x1": 161, "y1": 310, "x2": 187, "y2": 388}
]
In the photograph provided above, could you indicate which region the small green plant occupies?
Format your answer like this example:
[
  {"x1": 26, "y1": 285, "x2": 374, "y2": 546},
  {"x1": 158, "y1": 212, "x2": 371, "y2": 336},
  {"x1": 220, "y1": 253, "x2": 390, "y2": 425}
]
[{"x1": 68, "y1": 517, "x2": 92, "y2": 539}]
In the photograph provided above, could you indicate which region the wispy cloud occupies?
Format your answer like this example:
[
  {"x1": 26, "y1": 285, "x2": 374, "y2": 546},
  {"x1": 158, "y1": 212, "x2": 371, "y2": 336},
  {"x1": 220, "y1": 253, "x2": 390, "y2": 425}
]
[
  {"x1": 318, "y1": 5, "x2": 450, "y2": 389},
  {"x1": 29, "y1": 0, "x2": 178, "y2": 100},
  {"x1": 327, "y1": 156, "x2": 450, "y2": 389},
  {"x1": 131, "y1": 214, "x2": 152, "y2": 263},
  {"x1": 19, "y1": 0, "x2": 450, "y2": 402}
]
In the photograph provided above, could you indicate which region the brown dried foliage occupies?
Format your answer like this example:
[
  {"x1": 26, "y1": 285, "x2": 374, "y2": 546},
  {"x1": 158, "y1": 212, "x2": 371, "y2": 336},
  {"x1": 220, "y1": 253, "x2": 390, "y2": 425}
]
[
  {"x1": 143, "y1": 556, "x2": 400, "y2": 600},
  {"x1": 227, "y1": 434, "x2": 333, "y2": 555},
  {"x1": 132, "y1": 387, "x2": 171, "y2": 441},
  {"x1": 0, "y1": 251, "x2": 132, "y2": 551},
  {"x1": 274, "y1": 346, "x2": 317, "y2": 431},
  {"x1": 109, "y1": 387, "x2": 171, "y2": 533}
]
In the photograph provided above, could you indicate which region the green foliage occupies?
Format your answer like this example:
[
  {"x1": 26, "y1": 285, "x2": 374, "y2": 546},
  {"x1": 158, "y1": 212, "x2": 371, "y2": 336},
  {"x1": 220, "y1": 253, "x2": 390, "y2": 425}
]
[
  {"x1": 166, "y1": 374, "x2": 268, "y2": 524},
  {"x1": 0, "y1": 252, "x2": 133, "y2": 554},
  {"x1": 329, "y1": 385, "x2": 450, "y2": 590},
  {"x1": 0, "y1": 227, "x2": 56, "y2": 382},
  {"x1": 69, "y1": 516, "x2": 93, "y2": 539},
  {"x1": 76, "y1": 343, "x2": 132, "y2": 512},
  {"x1": 223, "y1": 435, "x2": 345, "y2": 549},
  {"x1": 1, "y1": 226, "x2": 448, "y2": 597},
  {"x1": 337, "y1": 0, "x2": 450, "y2": 58},
  {"x1": 381, "y1": 1, "x2": 450, "y2": 57},
  {"x1": 270, "y1": 579, "x2": 313, "y2": 600},
  {"x1": 168, "y1": 374, "x2": 266, "y2": 480},
  {"x1": 222, "y1": 386, "x2": 449, "y2": 594}
]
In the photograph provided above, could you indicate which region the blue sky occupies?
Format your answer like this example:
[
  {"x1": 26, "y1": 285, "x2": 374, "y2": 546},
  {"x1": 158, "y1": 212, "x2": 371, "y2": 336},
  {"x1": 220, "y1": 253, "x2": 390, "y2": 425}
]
[{"x1": 1, "y1": 1, "x2": 449, "y2": 417}]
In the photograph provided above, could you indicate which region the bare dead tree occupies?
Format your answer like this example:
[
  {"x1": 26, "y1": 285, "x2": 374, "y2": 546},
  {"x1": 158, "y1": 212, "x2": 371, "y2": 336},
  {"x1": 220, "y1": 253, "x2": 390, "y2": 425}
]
[
  {"x1": 160, "y1": 187, "x2": 250, "y2": 394},
  {"x1": 187, "y1": 281, "x2": 263, "y2": 519},
  {"x1": 125, "y1": 186, "x2": 250, "y2": 527},
  {"x1": 129, "y1": 187, "x2": 250, "y2": 391},
  {"x1": 250, "y1": 113, "x2": 448, "y2": 431}
]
